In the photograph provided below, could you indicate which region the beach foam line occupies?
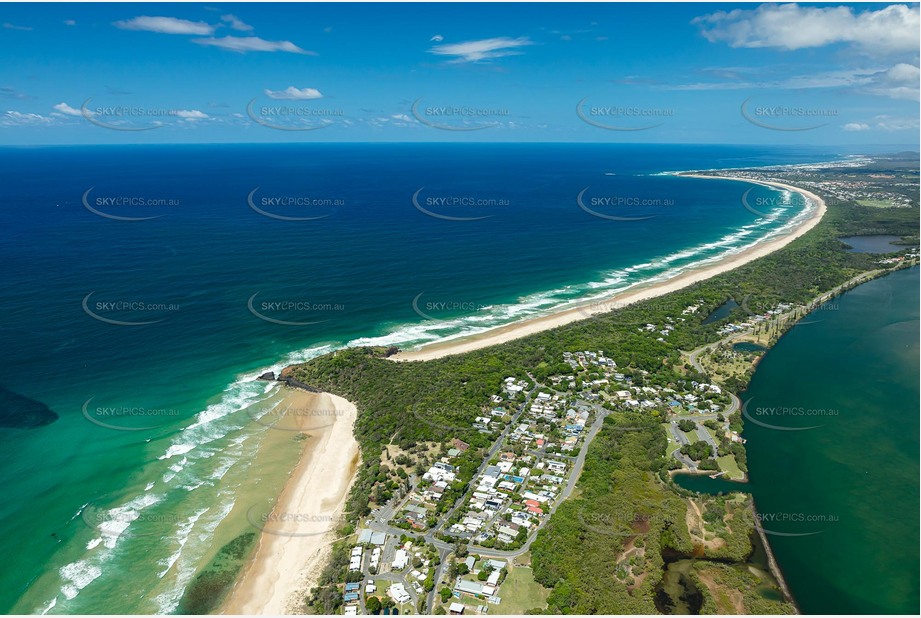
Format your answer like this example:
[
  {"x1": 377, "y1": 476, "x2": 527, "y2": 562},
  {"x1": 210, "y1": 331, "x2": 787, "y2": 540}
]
[
  {"x1": 157, "y1": 507, "x2": 209, "y2": 578},
  {"x1": 154, "y1": 497, "x2": 236, "y2": 615},
  {"x1": 391, "y1": 177, "x2": 826, "y2": 361},
  {"x1": 350, "y1": 198, "x2": 795, "y2": 354}
]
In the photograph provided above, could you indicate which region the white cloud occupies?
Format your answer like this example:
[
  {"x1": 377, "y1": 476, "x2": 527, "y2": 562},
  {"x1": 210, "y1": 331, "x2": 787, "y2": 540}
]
[
  {"x1": 114, "y1": 16, "x2": 214, "y2": 35},
  {"x1": 430, "y1": 34, "x2": 444, "y2": 42},
  {"x1": 429, "y1": 36, "x2": 532, "y2": 63},
  {"x1": 670, "y1": 63, "x2": 920, "y2": 100},
  {"x1": 53, "y1": 102, "x2": 83, "y2": 116},
  {"x1": 3, "y1": 22, "x2": 33, "y2": 31},
  {"x1": 192, "y1": 36, "x2": 313, "y2": 54},
  {"x1": 1, "y1": 111, "x2": 53, "y2": 126},
  {"x1": 874, "y1": 114, "x2": 920, "y2": 131},
  {"x1": 693, "y1": 4, "x2": 920, "y2": 55},
  {"x1": 264, "y1": 86, "x2": 323, "y2": 100},
  {"x1": 221, "y1": 14, "x2": 253, "y2": 32},
  {"x1": 64, "y1": 20, "x2": 76, "y2": 26},
  {"x1": 391, "y1": 113, "x2": 413, "y2": 122},
  {"x1": 863, "y1": 63, "x2": 920, "y2": 99},
  {"x1": 840, "y1": 115, "x2": 919, "y2": 132},
  {"x1": 174, "y1": 109, "x2": 209, "y2": 120}
]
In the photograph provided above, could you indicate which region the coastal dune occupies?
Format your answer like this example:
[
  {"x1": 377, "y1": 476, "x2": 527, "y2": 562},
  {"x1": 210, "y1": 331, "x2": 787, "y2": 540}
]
[
  {"x1": 220, "y1": 390, "x2": 359, "y2": 615},
  {"x1": 393, "y1": 177, "x2": 827, "y2": 362}
]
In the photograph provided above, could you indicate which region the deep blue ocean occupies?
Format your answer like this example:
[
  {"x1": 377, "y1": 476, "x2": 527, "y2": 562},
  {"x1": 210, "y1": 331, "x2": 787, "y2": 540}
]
[{"x1": 0, "y1": 143, "x2": 865, "y2": 613}]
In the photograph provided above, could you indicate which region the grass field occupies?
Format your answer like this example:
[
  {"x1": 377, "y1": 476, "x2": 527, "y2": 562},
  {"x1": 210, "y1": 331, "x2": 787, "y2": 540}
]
[
  {"x1": 663, "y1": 424, "x2": 681, "y2": 457},
  {"x1": 495, "y1": 565, "x2": 551, "y2": 614},
  {"x1": 856, "y1": 199, "x2": 896, "y2": 208},
  {"x1": 716, "y1": 455, "x2": 744, "y2": 480}
]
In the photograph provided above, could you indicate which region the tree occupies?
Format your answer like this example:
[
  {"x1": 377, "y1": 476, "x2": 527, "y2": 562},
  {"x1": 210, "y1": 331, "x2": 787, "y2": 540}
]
[
  {"x1": 677, "y1": 419, "x2": 696, "y2": 432},
  {"x1": 699, "y1": 458, "x2": 719, "y2": 471},
  {"x1": 439, "y1": 587, "x2": 453, "y2": 603},
  {"x1": 680, "y1": 440, "x2": 712, "y2": 461},
  {"x1": 365, "y1": 596, "x2": 382, "y2": 614}
]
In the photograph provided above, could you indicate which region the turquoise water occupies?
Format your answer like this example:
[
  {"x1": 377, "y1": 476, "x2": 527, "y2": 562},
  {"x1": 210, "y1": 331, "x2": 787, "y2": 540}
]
[
  {"x1": 676, "y1": 266, "x2": 920, "y2": 614},
  {"x1": 0, "y1": 144, "x2": 849, "y2": 613}
]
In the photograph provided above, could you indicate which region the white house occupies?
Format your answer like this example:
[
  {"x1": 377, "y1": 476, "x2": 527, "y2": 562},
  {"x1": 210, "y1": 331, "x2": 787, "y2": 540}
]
[
  {"x1": 389, "y1": 583, "x2": 411, "y2": 604},
  {"x1": 392, "y1": 548, "x2": 409, "y2": 570}
]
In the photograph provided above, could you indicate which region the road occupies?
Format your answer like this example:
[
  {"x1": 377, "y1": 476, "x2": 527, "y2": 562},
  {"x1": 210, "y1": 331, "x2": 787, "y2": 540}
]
[
  {"x1": 474, "y1": 398, "x2": 609, "y2": 560},
  {"x1": 360, "y1": 376, "x2": 542, "y2": 612},
  {"x1": 695, "y1": 421, "x2": 720, "y2": 451}
]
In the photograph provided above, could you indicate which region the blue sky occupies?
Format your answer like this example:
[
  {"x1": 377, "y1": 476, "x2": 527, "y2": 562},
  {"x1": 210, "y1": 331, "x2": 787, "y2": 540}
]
[{"x1": 1, "y1": 2, "x2": 918, "y2": 145}]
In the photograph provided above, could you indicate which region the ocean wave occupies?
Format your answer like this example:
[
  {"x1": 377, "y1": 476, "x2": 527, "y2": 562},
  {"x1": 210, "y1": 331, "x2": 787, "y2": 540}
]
[
  {"x1": 59, "y1": 560, "x2": 102, "y2": 601},
  {"x1": 156, "y1": 507, "x2": 209, "y2": 578},
  {"x1": 153, "y1": 498, "x2": 235, "y2": 615}
]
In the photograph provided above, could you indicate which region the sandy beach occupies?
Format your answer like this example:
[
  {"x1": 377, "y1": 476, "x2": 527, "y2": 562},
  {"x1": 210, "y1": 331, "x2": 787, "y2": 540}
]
[
  {"x1": 220, "y1": 389, "x2": 360, "y2": 615},
  {"x1": 393, "y1": 176, "x2": 826, "y2": 362}
]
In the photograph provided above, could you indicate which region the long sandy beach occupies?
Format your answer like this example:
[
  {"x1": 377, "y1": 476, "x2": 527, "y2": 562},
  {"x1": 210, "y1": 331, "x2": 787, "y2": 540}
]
[
  {"x1": 220, "y1": 390, "x2": 359, "y2": 615},
  {"x1": 393, "y1": 176, "x2": 826, "y2": 362}
]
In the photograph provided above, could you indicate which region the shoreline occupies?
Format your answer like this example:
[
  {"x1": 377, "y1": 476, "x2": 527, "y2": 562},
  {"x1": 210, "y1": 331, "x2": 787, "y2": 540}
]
[
  {"x1": 219, "y1": 389, "x2": 360, "y2": 615},
  {"x1": 392, "y1": 176, "x2": 827, "y2": 362}
]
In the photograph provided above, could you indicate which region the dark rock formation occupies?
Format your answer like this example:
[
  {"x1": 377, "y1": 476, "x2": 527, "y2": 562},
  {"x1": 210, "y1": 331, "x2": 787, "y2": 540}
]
[{"x1": 0, "y1": 385, "x2": 58, "y2": 428}]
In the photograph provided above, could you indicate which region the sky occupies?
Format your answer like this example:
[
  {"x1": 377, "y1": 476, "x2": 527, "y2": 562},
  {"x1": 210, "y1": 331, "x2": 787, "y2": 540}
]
[{"x1": 0, "y1": 2, "x2": 918, "y2": 145}]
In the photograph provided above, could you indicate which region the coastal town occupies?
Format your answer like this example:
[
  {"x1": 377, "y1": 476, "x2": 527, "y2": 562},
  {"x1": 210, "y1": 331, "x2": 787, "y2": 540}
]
[
  {"x1": 689, "y1": 153, "x2": 920, "y2": 210},
  {"x1": 335, "y1": 329, "x2": 754, "y2": 615},
  {"x1": 325, "y1": 230, "x2": 920, "y2": 615}
]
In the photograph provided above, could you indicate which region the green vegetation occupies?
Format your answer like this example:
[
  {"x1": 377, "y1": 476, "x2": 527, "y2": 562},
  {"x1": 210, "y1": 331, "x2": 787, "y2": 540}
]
[
  {"x1": 681, "y1": 440, "x2": 713, "y2": 461},
  {"x1": 529, "y1": 413, "x2": 691, "y2": 613}
]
